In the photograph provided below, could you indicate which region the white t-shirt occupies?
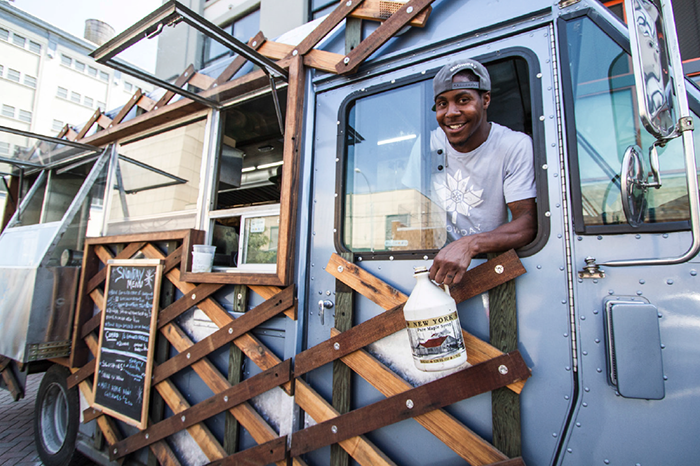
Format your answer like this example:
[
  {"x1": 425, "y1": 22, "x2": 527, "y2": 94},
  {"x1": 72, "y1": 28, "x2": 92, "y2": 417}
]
[{"x1": 403, "y1": 122, "x2": 536, "y2": 242}]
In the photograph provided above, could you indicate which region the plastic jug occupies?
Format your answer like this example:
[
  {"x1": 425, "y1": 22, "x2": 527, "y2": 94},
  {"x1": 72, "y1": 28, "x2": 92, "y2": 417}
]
[{"x1": 403, "y1": 266, "x2": 467, "y2": 371}]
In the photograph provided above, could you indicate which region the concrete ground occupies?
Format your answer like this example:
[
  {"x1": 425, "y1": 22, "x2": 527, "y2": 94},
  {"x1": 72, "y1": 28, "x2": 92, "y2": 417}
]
[{"x1": 0, "y1": 373, "x2": 42, "y2": 466}]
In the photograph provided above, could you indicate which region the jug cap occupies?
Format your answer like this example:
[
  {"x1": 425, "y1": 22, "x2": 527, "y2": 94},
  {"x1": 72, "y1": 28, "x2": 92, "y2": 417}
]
[{"x1": 413, "y1": 266, "x2": 429, "y2": 275}]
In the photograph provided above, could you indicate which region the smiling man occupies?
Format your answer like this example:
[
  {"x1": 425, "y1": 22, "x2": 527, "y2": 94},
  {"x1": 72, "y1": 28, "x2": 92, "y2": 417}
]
[{"x1": 426, "y1": 59, "x2": 537, "y2": 286}]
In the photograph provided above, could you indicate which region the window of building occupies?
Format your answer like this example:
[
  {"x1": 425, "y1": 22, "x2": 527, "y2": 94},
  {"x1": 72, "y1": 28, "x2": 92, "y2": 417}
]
[
  {"x1": 12, "y1": 34, "x2": 25, "y2": 48},
  {"x1": 1, "y1": 105, "x2": 15, "y2": 119},
  {"x1": 97, "y1": 101, "x2": 106, "y2": 110},
  {"x1": 18, "y1": 109, "x2": 31, "y2": 123},
  {"x1": 75, "y1": 61, "x2": 86, "y2": 72},
  {"x1": 309, "y1": 0, "x2": 337, "y2": 20},
  {"x1": 84, "y1": 96, "x2": 94, "y2": 107},
  {"x1": 23, "y1": 75, "x2": 36, "y2": 88},
  {"x1": 70, "y1": 91, "x2": 81, "y2": 103},
  {"x1": 88, "y1": 66, "x2": 98, "y2": 77},
  {"x1": 0, "y1": 28, "x2": 8, "y2": 42},
  {"x1": 124, "y1": 81, "x2": 133, "y2": 92},
  {"x1": 561, "y1": 13, "x2": 700, "y2": 233},
  {"x1": 57, "y1": 86, "x2": 68, "y2": 99},
  {"x1": 0, "y1": 64, "x2": 3, "y2": 78},
  {"x1": 202, "y1": 9, "x2": 260, "y2": 67},
  {"x1": 60, "y1": 54, "x2": 72, "y2": 66},
  {"x1": 52, "y1": 119, "x2": 64, "y2": 132},
  {"x1": 29, "y1": 41, "x2": 41, "y2": 54},
  {"x1": 99, "y1": 70, "x2": 109, "y2": 82},
  {"x1": 7, "y1": 69, "x2": 20, "y2": 83},
  {"x1": 0, "y1": 142, "x2": 9, "y2": 155}
]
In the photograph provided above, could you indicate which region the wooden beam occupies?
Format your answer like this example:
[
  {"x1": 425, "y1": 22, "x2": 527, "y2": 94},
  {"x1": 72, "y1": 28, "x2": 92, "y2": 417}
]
[
  {"x1": 189, "y1": 72, "x2": 216, "y2": 90},
  {"x1": 258, "y1": 40, "x2": 343, "y2": 74},
  {"x1": 76, "y1": 109, "x2": 102, "y2": 140},
  {"x1": 277, "y1": 54, "x2": 305, "y2": 286},
  {"x1": 290, "y1": 352, "x2": 530, "y2": 458},
  {"x1": 211, "y1": 32, "x2": 267, "y2": 88},
  {"x1": 330, "y1": 328, "x2": 508, "y2": 465},
  {"x1": 112, "y1": 90, "x2": 143, "y2": 126},
  {"x1": 154, "y1": 64, "x2": 196, "y2": 110},
  {"x1": 488, "y1": 253, "x2": 522, "y2": 457},
  {"x1": 288, "y1": 0, "x2": 364, "y2": 57},
  {"x1": 96, "y1": 114, "x2": 113, "y2": 130},
  {"x1": 325, "y1": 251, "x2": 527, "y2": 394},
  {"x1": 350, "y1": 0, "x2": 432, "y2": 26},
  {"x1": 336, "y1": 0, "x2": 436, "y2": 74}
]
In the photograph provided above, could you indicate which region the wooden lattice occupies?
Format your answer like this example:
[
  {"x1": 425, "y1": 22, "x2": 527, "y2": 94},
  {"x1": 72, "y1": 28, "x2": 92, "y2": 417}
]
[{"x1": 67, "y1": 229, "x2": 529, "y2": 466}]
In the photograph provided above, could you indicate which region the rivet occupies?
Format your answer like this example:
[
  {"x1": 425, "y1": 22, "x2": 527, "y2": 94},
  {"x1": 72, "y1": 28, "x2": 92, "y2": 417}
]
[
  {"x1": 582, "y1": 402, "x2": 588, "y2": 407},
  {"x1": 576, "y1": 422, "x2": 581, "y2": 427},
  {"x1": 580, "y1": 315, "x2": 585, "y2": 320},
  {"x1": 495, "y1": 265, "x2": 504, "y2": 274},
  {"x1": 191, "y1": 294, "x2": 196, "y2": 300},
  {"x1": 691, "y1": 270, "x2": 697, "y2": 276},
  {"x1": 389, "y1": 256, "x2": 394, "y2": 261},
  {"x1": 224, "y1": 396, "x2": 228, "y2": 402},
  {"x1": 423, "y1": 255, "x2": 429, "y2": 260},
  {"x1": 228, "y1": 328, "x2": 233, "y2": 334},
  {"x1": 181, "y1": 415, "x2": 186, "y2": 422},
  {"x1": 346, "y1": 0, "x2": 352, "y2": 5},
  {"x1": 331, "y1": 425, "x2": 338, "y2": 433},
  {"x1": 145, "y1": 433, "x2": 149, "y2": 439},
  {"x1": 567, "y1": 448, "x2": 573, "y2": 453},
  {"x1": 187, "y1": 353, "x2": 191, "y2": 359},
  {"x1": 537, "y1": 72, "x2": 543, "y2": 78},
  {"x1": 114, "y1": 448, "x2": 118, "y2": 454},
  {"x1": 237, "y1": 293, "x2": 243, "y2": 300},
  {"x1": 597, "y1": 367, "x2": 603, "y2": 372},
  {"x1": 545, "y1": 211, "x2": 551, "y2": 217},
  {"x1": 595, "y1": 339, "x2": 600, "y2": 343},
  {"x1": 406, "y1": 399, "x2": 414, "y2": 409},
  {"x1": 667, "y1": 279, "x2": 674, "y2": 285},
  {"x1": 498, "y1": 365, "x2": 508, "y2": 375},
  {"x1": 334, "y1": 342, "x2": 340, "y2": 350},
  {"x1": 537, "y1": 265, "x2": 542, "y2": 269},
  {"x1": 406, "y1": 6, "x2": 414, "y2": 13},
  {"x1": 552, "y1": 432, "x2": 558, "y2": 437},
  {"x1": 639, "y1": 279, "x2": 646, "y2": 284},
  {"x1": 343, "y1": 57, "x2": 350, "y2": 64},
  {"x1": 542, "y1": 164, "x2": 548, "y2": 170},
  {"x1": 338, "y1": 266, "x2": 344, "y2": 273}
]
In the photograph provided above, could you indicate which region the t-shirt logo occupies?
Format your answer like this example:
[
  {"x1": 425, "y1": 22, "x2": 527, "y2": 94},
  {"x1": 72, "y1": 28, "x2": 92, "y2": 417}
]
[{"x1": 435, "y1": 169, "x2": 484, "y2": 224}]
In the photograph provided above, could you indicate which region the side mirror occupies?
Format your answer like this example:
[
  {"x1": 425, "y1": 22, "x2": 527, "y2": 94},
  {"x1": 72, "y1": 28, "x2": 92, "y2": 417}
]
[
  {"x1": 625, "y1": 0, "x2": 677, "y2": 140},
  {"x1": 620, "y1": 145, "x2": 647, "y2": 227}
]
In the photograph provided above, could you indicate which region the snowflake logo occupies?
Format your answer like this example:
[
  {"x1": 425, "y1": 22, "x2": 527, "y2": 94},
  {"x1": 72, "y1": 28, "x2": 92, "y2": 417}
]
[{"x1": 435, "y1": 169, "x2": 484, "y2": 224}]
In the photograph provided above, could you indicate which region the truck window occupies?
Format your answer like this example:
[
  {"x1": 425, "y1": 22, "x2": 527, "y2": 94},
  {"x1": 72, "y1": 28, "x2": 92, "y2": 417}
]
[
  {"x1": 339, "y1": 56, "x2": 534, "y2": 255},
  {"x1": 563, "y1": 14, "x2": 700, "y2": 232},
  {"x1": 207, "y1": 91, "x2": 285, "y2": 271},
  {"x1": 107, "y1": 120, "x2": 204, "y2": 234}
]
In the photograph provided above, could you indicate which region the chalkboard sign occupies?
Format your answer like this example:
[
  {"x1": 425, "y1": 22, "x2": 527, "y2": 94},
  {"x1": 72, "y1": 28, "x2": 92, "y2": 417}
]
[{"x1": 92, "y1": 259, "x2": 163, "y2": 429}]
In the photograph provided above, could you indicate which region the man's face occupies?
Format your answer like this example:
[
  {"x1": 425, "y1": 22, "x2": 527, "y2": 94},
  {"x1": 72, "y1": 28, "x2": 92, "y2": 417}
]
[{"x1": 434, "y1": 76, "x2": 491, "y2": 153}]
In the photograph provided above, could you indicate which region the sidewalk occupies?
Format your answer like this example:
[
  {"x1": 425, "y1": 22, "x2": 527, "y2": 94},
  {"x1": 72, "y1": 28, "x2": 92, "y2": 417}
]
[{"x1": 0, "y1": 373, "x2": 42, "y2": 466}]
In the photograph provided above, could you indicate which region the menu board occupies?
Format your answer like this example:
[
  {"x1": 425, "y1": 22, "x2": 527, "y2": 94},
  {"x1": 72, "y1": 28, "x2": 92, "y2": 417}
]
[{"x1": 92, "y1": 259, "x2": 163, "y2": 429}]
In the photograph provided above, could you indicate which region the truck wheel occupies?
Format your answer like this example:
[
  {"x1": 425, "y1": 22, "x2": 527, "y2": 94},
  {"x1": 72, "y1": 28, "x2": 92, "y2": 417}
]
[{"x1": 34, "y1": 364, "x2": 85, "y2": 466}]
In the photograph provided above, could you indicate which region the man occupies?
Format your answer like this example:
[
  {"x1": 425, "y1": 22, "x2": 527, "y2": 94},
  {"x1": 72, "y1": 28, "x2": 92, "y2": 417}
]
[{"x1": 427, "y1": 59, "x2": 537, "y2": 286}]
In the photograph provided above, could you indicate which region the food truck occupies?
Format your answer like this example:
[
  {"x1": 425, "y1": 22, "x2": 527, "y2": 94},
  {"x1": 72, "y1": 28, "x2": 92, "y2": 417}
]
[{"x1": 0, "y1": 0, "x2": 699, "y2": 465}]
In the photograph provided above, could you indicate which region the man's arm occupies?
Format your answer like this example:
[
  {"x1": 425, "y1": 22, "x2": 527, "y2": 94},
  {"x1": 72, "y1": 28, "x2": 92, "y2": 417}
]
[{"x1": 429, "y1": 198, "x2": 537, "y2": 285}]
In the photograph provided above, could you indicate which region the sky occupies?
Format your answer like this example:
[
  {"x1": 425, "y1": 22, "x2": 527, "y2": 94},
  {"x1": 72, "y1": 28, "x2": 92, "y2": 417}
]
[{"x1": 10, "y1": 0, "x2": 164, "y2": 71}]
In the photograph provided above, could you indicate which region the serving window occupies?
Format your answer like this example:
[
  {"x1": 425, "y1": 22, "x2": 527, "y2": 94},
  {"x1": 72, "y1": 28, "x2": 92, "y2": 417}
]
[{"x1": 336, "y1": 53, "x2": 544, "y2": 258}]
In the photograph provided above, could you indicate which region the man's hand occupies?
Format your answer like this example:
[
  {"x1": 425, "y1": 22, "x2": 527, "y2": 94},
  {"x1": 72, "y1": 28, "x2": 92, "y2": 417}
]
[
  {"x1": 429, "y1": 236, "x2": 477, "y2": 286},
  {"x1": 429, "y1": 198, "x2": 537, "y2": 286}
]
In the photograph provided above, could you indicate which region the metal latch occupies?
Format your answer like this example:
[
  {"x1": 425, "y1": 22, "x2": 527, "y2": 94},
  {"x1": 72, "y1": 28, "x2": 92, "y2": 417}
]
[
  {"x1": 579, "y1": 257, "x2": 605, "y2": 279},
  {"x1": 318, "y1": 300, "x2": 334, "y2": 325}
]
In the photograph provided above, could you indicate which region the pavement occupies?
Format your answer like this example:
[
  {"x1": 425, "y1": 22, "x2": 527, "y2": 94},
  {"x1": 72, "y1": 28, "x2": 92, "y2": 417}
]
[{"x1": 0, "y1": 373, "x2": 42, "y2": 466}]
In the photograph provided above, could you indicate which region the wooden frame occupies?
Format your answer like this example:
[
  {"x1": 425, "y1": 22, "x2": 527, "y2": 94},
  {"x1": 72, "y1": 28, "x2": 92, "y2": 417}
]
[{"x1": 92, "y1": 258, "x2": 164, "y2": 429}]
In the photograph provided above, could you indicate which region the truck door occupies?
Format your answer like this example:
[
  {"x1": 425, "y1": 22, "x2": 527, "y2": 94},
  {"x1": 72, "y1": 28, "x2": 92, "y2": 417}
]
[
  {"x1": 305, "y1": 25, "x2": 576, "y2": 466},
  {"x1": 558, "y1": 8, "x2": 700, "y2": 464}
]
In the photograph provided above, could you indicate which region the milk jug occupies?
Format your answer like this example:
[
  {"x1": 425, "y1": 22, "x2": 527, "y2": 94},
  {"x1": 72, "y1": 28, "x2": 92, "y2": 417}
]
[{"x1": 403, "y1": 266, "x2": 467, "y2": 371}]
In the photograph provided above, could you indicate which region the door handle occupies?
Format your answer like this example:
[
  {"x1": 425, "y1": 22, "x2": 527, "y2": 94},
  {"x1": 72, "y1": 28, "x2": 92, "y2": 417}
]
[{"x1": 318, "y1": 300, "x2": 334, "y2": 325}]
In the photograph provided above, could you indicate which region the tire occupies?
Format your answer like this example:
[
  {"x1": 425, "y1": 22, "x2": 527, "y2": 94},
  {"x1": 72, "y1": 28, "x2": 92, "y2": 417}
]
[{"x1": 34, "y1": 364, "x2": 86, "y2": 466}]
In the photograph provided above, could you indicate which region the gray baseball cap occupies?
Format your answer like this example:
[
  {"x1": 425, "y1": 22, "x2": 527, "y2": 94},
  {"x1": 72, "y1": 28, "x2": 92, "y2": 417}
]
[{"x1": 433, "y1": 59, "x2": 491, "y2": 102}]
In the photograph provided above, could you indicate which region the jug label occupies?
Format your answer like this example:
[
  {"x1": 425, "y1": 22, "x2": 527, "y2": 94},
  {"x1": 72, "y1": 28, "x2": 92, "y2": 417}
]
[{"x1": 405, "y1": 311, "x2": 465, "y2": 364}]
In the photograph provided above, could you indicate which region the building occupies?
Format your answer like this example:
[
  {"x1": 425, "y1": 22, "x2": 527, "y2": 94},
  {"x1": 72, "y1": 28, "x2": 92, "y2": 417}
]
[{"x1": 0, "y1": 0, "x2": 153, "y2": 143}]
